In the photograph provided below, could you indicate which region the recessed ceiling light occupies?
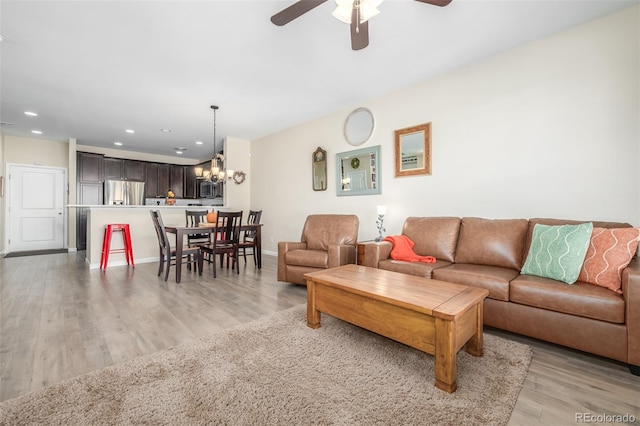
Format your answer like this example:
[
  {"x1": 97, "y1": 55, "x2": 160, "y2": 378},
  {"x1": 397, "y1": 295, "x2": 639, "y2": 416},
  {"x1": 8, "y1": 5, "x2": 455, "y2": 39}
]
[
  {"x1": 114, "y1": 142, "x2": 123, "y2": 146},
  {"x1": 195, "y1": 141, "x2": 203, "y2": 145},
  {"x1": 125, "y1": 129, "x2": 135, "y2": 134},
  {"x1": 160, "y1": 129, "x2": 171, "y2": 133},
  {"x1": 24, "y1": 111, "x2": 38, "y2": 117},
  {"x1": 31, "y1": 130, "x2": 42, "y2": 134}
]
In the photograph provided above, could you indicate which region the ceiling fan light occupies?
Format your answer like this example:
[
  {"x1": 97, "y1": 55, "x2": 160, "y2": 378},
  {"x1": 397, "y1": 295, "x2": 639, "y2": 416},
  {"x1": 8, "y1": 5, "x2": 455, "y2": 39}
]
[
  {"x1": 359, "y1": 3, "x2": 380, "y2": 23},
  {"x1": 332, "y1": 0, "x2": 353, "y2": 24},
  {"x1": 333, "y1": 0, "x2": 382, "y2": 25}
]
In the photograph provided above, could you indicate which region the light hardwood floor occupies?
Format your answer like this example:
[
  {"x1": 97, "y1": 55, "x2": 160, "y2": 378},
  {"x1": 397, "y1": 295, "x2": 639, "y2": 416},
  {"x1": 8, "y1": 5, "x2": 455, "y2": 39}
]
[{"x1": 1, "y1": 252, "x2": 638, "y2": 425}]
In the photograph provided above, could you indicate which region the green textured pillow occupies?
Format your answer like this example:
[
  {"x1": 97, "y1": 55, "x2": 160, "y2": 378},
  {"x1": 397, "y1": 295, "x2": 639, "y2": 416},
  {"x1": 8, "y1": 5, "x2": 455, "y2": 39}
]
[{"x1": 521, "y1": 222, "x2": 593, "y2": 284}]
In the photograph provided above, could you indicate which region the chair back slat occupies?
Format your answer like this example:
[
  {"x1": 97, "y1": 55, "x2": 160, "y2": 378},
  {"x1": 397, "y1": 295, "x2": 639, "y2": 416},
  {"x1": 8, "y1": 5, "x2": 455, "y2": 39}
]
[
  {"x1": 216, "y1": 211, "x2": 243, "y2": 244},
  {"x1": 244, "y1": 210, "x2": 262, "y2": 240},
  {"x1": 186, "y1": 209, "x2": 211, "y2": 245},
  {"x1": 186, "y1": 210, "x2": 208, "y2": 227}
]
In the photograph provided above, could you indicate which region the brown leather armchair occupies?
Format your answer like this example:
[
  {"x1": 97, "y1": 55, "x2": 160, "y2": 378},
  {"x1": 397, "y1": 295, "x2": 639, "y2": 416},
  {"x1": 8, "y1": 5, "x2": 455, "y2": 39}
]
[{"x1": 278, "y1": 214, "x2": 359, "y2": 285}]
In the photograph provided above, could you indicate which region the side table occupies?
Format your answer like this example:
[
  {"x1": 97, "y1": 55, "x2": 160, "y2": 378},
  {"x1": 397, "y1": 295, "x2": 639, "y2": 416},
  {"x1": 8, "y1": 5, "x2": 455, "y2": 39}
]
[{"x1": 356, "y1": 240, "x2": 377, "y2": 265}]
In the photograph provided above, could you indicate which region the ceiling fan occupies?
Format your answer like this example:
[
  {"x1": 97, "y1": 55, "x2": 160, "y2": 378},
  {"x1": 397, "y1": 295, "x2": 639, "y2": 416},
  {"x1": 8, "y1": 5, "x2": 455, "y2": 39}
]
[{"x1": 271, "y1": 0, "x2": 452, "y2": 51}]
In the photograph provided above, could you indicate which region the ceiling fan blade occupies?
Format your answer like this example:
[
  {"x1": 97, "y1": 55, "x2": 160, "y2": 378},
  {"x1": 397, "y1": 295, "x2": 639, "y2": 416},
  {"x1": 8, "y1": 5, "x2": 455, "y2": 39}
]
[
  {"x1": 414, "y1": 0, "x2": 453, "y2": 6},
  {"x1": 350, "y1": 5, "x2": 369, "y2": 51},
  {"x1": 270, "y1": 0, "x2": 328, "y2": 26},
  {"x1": 350, "y1": 19, "x2": 369, "y2": 51}
]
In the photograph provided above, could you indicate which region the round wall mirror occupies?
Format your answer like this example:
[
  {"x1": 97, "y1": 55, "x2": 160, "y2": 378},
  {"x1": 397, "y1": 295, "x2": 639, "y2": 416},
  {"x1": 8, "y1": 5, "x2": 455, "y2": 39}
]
[{"x1": 344, "y1": 107, "x2": 375, "y2": 146}]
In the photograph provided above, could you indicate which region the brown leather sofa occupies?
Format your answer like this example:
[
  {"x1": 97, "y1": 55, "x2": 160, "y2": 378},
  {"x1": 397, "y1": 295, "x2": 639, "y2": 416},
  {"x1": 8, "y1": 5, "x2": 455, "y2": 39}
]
[
  {"x1": 363, "y1": 217, "x2": 640, "y2": 374},
  {"x1": 278, "y1": 214, "x2": 359, "y2": 285}
]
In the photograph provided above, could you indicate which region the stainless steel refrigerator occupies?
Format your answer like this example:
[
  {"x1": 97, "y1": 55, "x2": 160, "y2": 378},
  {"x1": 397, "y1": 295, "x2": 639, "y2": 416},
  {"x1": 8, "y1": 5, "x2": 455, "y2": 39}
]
[{"x1": 104, "y1": 180, "x2": 146, "y2": 205}]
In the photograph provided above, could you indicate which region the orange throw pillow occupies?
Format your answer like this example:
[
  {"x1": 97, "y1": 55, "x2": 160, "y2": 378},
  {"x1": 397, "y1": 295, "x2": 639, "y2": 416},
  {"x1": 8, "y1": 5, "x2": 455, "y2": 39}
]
[{"x1": 578, "y1": 227, "x2": 640, "y2": 294}]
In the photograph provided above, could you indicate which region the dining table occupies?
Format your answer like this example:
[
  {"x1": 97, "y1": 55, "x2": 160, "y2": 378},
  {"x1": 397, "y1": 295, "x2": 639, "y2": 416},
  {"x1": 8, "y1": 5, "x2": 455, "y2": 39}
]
[
  {"x1": 163, "y1": 225, "x2": 215, "y2": 283},
  {"x1": 198, "y1": 222, "x2": 263, "y2": 269}
]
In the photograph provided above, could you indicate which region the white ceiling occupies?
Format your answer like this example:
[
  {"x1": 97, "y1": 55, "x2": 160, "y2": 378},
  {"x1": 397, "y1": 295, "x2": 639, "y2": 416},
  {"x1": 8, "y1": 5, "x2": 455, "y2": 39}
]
[{"x1": 1, "y1": 0, "x2": 637, "y2": 161}]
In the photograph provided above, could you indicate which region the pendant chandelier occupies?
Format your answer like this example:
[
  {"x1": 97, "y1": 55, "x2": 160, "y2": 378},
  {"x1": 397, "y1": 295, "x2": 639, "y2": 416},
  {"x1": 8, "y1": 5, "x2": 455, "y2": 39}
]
[
  {"x1": 195, "y1": 105, "x2": 246, "y2": 185},
  {"x1": 195, "y1": 105, "x2": 231, "y2": 183}
]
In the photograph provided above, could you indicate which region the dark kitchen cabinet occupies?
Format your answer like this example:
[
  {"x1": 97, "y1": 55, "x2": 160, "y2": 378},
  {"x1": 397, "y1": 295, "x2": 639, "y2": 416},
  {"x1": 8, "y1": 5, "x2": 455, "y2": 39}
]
[
  {"x1": 158, "y1": 164, "x2": 170, "y2": 197},
  {"x1": 78, "y1": 152, "x2": 102, "y2": 183},
  {"x1": 145, "y1": 163, "x2": 171, "y2": 197},
  {"x1": 185, "y1": 165, "x2": 198, "y2": 199},
  {"x1": 76, "y1": 152, "x2": 105, "y2": 250},
  {"x1": 103, "y1": 158, "x2": 124, "y2": 180},
  {"x1": 145, "y1": 163, "x2": 158, "y2": 198},
  {"x1": 170, "y1": 165, "x2": 184, "y2": 199},
  {"x1": 124, "y1": 160, "x2": 146, "y2": 181}
]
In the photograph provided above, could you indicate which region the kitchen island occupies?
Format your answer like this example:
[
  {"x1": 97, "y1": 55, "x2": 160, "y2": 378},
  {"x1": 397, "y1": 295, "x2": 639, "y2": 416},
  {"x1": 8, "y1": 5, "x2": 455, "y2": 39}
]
[{"x1": 68, "y1": 205, "x2": 227, "y2": 269}]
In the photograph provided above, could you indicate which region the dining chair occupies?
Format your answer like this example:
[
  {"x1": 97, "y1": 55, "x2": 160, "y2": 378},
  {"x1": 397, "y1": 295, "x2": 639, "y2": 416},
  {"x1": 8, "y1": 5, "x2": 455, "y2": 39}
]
[
  {"x1": 185, "y1": 209, "x2": 211, "y2": 247},
  {"x1": 200, "y1": 211, "x2": 243, "y2": 278},
  {"x1": 150, "y1": 210, "x2": 202, "y2": 282},
  {"x1": 238, "y1": 210, "x2": 262, "y2": 265}
]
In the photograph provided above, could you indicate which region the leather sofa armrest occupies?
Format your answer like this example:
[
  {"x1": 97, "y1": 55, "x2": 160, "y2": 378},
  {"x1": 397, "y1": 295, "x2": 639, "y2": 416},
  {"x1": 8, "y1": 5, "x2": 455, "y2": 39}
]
[
  {"x1": 622, "y1": 256, "x2": 640, "y2": 366},
  {"x1": 328, "y1": 244, "x2": 356, "y2": 268},
  {"x1": 277, "y1": 241, "x2": 307, "y2": 281},
  {"x1": 278, "y1": 241, "x2": 307, "y2": 253},
  {"x1": 363, "y1": 241, "x2": 393, "y2": 268}
]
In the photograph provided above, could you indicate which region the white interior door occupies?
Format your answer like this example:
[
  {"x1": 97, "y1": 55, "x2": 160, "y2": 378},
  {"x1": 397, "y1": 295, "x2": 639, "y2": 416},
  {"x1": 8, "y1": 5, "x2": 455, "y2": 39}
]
[{"x1": 7, "y1": 164, "x2": 66, "y2": 252}]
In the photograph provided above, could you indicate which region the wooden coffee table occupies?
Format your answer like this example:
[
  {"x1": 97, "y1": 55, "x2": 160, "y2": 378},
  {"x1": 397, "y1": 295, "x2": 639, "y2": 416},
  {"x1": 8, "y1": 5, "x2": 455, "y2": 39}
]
[{"x1": 303, "y1": 264, "x2": 489, "y2": 393}]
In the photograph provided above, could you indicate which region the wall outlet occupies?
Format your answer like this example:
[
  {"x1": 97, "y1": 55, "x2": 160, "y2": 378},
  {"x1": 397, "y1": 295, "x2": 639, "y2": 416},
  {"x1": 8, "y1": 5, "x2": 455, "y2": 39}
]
[{"x1": 270, "y1": 236, "x2": 274, "y2": 243}]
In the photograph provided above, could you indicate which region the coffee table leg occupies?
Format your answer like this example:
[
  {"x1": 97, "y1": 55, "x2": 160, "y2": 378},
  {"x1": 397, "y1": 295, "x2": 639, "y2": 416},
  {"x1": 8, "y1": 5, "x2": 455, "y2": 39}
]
[
  {"x1": 434, "y1": 317, "x2": 457, "y2": 393},
  {"x1": 465, "y1": 302, "x2": 484, "y2": 357},
  {"x1": 306, "y1": 280, "x2": 321, "y2": 329}
]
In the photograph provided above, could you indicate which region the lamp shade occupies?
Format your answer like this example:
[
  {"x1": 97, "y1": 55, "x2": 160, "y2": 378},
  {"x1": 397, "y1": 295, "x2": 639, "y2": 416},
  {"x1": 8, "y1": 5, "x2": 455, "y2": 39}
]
[{"x1": 377, "y1": 205, "x2": 387, "y2": 216}]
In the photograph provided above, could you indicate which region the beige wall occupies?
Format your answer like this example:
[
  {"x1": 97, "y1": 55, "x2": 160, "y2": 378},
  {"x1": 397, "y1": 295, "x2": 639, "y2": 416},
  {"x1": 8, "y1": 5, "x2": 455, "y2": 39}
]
[
  {"x1": 251, "y1": 6, "x2": 640, "y2": 253},
  {"x1": 4, "y1": 135, "x2": 69, "y2": 168},
  {"x1": 223, "y1": 136, "x2": 251, "y2": 214}
]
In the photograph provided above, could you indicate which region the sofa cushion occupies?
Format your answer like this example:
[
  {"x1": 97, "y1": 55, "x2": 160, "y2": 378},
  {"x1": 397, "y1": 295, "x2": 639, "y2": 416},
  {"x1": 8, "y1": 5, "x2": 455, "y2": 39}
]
[
  {"x1": 285, "y1": 249, "x2": 328, "y2": 268},
  {"x1": 378, "y1": 259, "x2": 451, "y2": 279},
  {"x1": 510, "y1": 274, "x2": 625, "y2": 324},
  {"x1": 524, "y1": 218, "x2": 632, "y2": 260},
  {"x1": 521, "y1": 222, "x2": 593, "y2": 284},
  {"x1": 432, "y1": 264, "x2": 518, "y2": 302},
  {"x1": 402, "y1": 217, "x2": 460, "y2": 262},
  {"x1": 454, "y1": 217, "x2": 529, "y2": 270},
  {"x1": 578, "y1": 227, "x2": 640, "y2": 294}
]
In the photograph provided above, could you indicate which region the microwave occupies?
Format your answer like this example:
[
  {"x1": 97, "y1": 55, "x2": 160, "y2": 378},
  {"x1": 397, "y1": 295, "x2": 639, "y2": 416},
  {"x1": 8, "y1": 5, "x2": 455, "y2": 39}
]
[{"x1": 199, "y1": 181, "x2": 218, "y2": 198}]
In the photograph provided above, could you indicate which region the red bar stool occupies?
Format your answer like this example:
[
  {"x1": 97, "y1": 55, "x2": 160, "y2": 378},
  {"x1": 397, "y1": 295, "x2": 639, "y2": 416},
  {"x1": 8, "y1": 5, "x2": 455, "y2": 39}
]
[{"x1": 100, "y1": 224, "x2": 134, "y2": 270}]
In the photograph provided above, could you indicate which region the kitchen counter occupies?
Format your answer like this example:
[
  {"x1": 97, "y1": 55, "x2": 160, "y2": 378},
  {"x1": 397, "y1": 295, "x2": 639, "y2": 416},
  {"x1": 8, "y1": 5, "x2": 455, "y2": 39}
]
[{"x1": 68, "y1": 205, "x2": 229, "y2": 269}]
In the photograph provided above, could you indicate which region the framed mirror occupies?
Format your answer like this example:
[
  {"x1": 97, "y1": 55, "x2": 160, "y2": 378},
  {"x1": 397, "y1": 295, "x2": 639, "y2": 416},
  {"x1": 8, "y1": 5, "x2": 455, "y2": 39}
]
[
  {"x1": 344, "y1": 107, "x2": 375, "y2": 146},
  {"x1": 336, "y1": 145, "x2": 381, "y2": 196},
  {"x1": 312, "y1": 147, "x2": 327, "y2": 191},
  {"x1": 395, "y1": 122, "x2": 431, "y2": 177}
]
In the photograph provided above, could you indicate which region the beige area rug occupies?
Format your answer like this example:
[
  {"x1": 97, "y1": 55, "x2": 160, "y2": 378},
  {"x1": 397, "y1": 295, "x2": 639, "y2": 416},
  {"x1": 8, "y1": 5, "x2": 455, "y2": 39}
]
[{"x1": 0, "y1": 305, "x2": 531, "y2": 425}]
